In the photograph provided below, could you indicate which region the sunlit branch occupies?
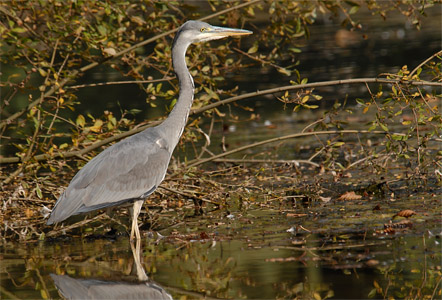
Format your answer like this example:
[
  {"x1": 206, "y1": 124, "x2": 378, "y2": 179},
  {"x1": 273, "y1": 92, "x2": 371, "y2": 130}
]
[
  {"x1": 0, "y1": 77, "x2": 438, "y2": 165},
  {"x1": 67, "y1": 78, "x2": 175, "y2": 90},
  {"x1": 409, "y1": 50, "x2": 442, "y2": 78},
  {"x1": 190, "y1": 78, "x2": 441, "y2": 116}
]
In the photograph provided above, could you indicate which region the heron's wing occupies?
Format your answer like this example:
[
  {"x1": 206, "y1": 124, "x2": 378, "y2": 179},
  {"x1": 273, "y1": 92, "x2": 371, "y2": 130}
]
[{"x1": 47, "y1": 130, "x2": 171, "y2": 224}]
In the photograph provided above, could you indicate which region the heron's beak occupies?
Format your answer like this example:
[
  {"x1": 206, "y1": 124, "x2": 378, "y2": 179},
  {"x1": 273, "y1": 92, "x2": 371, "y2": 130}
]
[
  {"x1": 196, "y1": 24, "x2": 252, "y2": 43},
  {"x1": 199, "y1": 25, "x2": 252, "y2": 42},
  {"x1": 211, "y1": 25, "x2": 253, "y2": 37}
]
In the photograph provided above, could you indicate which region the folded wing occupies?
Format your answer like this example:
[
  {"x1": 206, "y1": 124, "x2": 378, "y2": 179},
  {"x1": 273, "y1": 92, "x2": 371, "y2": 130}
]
[{"x1": 47, "y1": 129, "x2": 171, "y2": 224}]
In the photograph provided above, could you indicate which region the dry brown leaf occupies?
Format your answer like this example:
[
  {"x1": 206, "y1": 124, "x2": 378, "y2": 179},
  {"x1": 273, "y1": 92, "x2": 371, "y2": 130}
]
[
  {"x1": 338, "y1": 191, "x2": 362, "y2": 201},
  {"x1": 394, "y1": 209, "x2": 417, "y2": 218},
  {"x1": 372, "y1": 204, "x2": 381, "y2": 211},
  {"x1": 384, "y1": 219, "x2": 413, "y2": 231},
  {"x1": 286, "y1": 213, "x2": 308, "y2": 218},
  {"x1": 103, "y1": 47, "x2": 116, "y2": 56},
  {"x1": 396, "y1": 219, "x2": 413, "y2": 227},
  {"x1": 25, "y1": 208, "x2": 34, "y2": 218},
  {"x1": 319, "y1": 196, "x2": 332, "y2": 202},
  {"x1": 377, "y1": 219, "x2": 413, "y2": 235},
  {"x1": 365, "y1": 259, "x2": 379, "y2": 267},
  {"x1": 383, "y1": 227, "x2": 396, "y2": 234},
  {"x1": 199, "y1": 231, "x2": 209, "y2": 239}
]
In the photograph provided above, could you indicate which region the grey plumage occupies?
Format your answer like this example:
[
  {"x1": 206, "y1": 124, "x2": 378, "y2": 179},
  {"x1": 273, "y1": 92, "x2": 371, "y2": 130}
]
[
  {"x1": 50, "y1": 275, "x2": 173, "y2": 300},
  {"x1": 47, "y1": 129, "x2": 169, "y2": 223},
  {"x1": 46, "y1": 20, "x2": 252, "y2": 240}
]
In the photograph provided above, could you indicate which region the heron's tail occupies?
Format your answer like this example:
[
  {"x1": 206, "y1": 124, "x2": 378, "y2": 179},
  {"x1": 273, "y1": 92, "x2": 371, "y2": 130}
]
[{"x1": 46, "y1": 192, "x2": 83, "y2": 225}]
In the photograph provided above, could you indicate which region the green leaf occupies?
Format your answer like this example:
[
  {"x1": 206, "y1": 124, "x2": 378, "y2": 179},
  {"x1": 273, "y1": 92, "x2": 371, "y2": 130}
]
[
  {"x1": 289, "y1": 47, "x2": 302, "y2": 53},
  {"x1": 169, "y1": 99, "x2": 177, "y2": 110},
  {"x1": 76, "y1": 114, "x2": 85, "y2": 127},
  {"x1": 202, "y1": 65, "x2": 210, "y2": 73},
  {"x1": 382, "y1": 98, "x2": 393, "y2": 104},
  {"x1": 368, "y1": 124, "x2": 377, "y2": 131},
  {"x1": 368, "y1": 288, "x2": 377, "y2": 298},
  {"x1": 277, "y1": 67, "x2": 291, "y2": 76},
  {"x1": 349, "y1": 5, "x2": 360, "y2": 15},
  {"x1": 333, "y1": 142, "x2": 345, "y2": 147},
  {"x1": 356, "y1": 98, "x2": 366, "y2": 106},
  {"x1": 38, "y1": 68, "x2": 47, "y2": 77},
  {"x1": 379, "y1": 123, "x2": 388, "y2": 131},
  {"x1": 36, "y1": 184, "x2": 43, "y2": 199},
  {"x1": 129, "y1": 109, "x2": 141, "y2": 115},
  {"x1": 156, "y1": 83, "x2": 162, "y2": 93},
  {"x1": 40, "y1": 289, "x2": 48, "y2": 299},
  {"x1": 109, "y1": 116, "x2": 117, "y2": 126},
  {"x1": 416, "y1": 67, "x2": 422, "y2": 77},
  {"x1": 392, "y1": 134, "x2": 407, "y2": 141},
  {"x1": 269, "y1": 2, "x2": 276, "y2": 14},
  {"x1": 247, "y1": 43, "x2": 258, "y2": 54},
  {"x1": 97, "y1": 25, "x2": 107, "y2": 36},
  {"x1": 89, "y1": 119, "x2": 103, "y2": 132},
  {"x1": 146, "y1": 83, "x2": 154, "y2": 92},
  {"x1": 246, "y1": 6, "x2": 255, "y2": 16},
  {"x1": 303, "y1": 104, "x2": 319, "y2": 109},
  {"x1": 12, "y1": 27, "x2": 27, "y2": 33}
]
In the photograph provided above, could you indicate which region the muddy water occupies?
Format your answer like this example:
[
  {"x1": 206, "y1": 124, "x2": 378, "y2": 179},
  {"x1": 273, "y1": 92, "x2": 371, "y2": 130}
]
[{"x1": 1, "y1": 191, "x2": 441, "y2": 299}]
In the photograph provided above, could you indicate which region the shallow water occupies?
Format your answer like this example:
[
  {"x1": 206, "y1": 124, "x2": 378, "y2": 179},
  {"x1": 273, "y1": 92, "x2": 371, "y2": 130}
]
[{"x1": 2, "y1": 191, "x2": 441, "y2": 299}]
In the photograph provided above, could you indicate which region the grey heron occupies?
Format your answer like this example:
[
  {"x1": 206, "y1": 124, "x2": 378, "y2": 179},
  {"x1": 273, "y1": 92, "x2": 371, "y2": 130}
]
[{"x1": 46, "y1": 20, "x2": 252, "y2": 240}]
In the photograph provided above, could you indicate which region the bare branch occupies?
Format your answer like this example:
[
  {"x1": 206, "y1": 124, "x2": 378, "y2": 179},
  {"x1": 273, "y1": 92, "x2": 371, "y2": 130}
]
[
  {"x1": 0, "y1": 77, "x2": 438, "y2": 164},
  {"x1": 67, "y1": 78, "x2": 175, "y2": 90},
  {"x1": 185, "y1": 130, "x2": 404, "y2": 168},
  {"x1": 409, "y1": 50, "x2": 442, "y2": 78},
  {"x1": 190, "y1": 78, "x2": 441, "y2": 116}
]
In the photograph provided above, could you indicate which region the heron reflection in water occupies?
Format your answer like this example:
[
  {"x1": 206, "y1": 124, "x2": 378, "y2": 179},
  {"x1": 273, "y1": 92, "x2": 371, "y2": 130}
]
[
  {"x1": 46, "y1": 21, "x2": 252, "y2": 239},
  {"x1": 50, "y1": 240, "x2": 172, "y2": 299}
]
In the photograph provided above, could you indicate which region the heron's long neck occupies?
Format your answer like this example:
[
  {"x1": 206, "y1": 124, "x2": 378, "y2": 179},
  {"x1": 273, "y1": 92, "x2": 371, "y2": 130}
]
[{"x1": 157, "y1": 41, "x2": 194, "y2": 148}]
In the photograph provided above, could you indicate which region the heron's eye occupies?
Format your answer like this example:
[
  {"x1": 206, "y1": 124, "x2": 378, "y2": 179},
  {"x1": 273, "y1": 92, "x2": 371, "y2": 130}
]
[{"x1": 200, "y1": 27, "x2": 207, "y2": 32}]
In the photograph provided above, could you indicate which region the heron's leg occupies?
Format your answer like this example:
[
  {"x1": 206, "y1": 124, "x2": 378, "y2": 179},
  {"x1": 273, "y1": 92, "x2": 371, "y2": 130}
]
[
  {"x1": 130, "y1": 238, "x2": 148, "y2": 281},
  {"x1": 129, "y1": 200, "x2": 144, "y2": 240}
]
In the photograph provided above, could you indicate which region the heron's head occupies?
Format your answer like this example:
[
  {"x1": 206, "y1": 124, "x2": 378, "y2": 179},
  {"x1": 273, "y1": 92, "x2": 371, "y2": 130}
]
[{"x1": 174, "y1": 20, "x2": 252, "y2": 46}]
